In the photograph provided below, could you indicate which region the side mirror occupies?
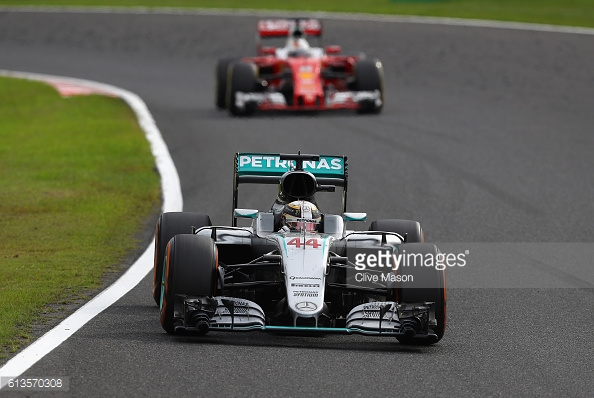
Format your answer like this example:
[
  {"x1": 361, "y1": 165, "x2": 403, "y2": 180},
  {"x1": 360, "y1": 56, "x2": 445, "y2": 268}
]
[
  {"x1": 343, "y1": 212, "x2": 367, "y2": 222},
  {"x1": 325, "y1": 45, "x2": 341, "y2": 55},
  {"x1": 234, "y1": 208, "x2": 259, "y2": 219},
  {"x1": 323, "y1": 214, "x2": 344, "y2": 235},
  {"x1": 257, "y1": 212, "x2": 275, "y2": 233}
]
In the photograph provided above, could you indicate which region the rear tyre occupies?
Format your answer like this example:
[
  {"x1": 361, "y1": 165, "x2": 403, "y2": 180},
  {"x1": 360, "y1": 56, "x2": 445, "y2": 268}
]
[
  {"x1": 153, "y1": 212, "x2": 212, "y2": 306},
  {"x1": 160, "y1": 235, "x2": 218, "y2": 334},
  {"x1": 394, "y1": 243, "x2": 446, "y2": 345},
  {"x1": 353, "y1": 58, "x2": 384, "y2": 114},
  {"x1": 369, "y1": 219, "x2": 424, "y2": 243},
  {"x1": 215, "y1": 57, "x2": 238, "y2": 109},
  {"x1": 227, "y1": 61, "x2": 258, "y2": 116}
]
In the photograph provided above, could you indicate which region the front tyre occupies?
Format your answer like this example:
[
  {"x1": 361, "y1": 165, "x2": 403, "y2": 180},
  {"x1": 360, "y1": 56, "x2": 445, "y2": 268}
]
[
  {"x1": 153, "y1": 212, "x2": 211, "y2": 306},
  {"x1": 395, "y1": 243, "x2": 446, "y2": 345},
  {"x1": 227, "y1": 61, "x2": 258, "y2": 116},
  {"x1": 215, "y1": 57, "x2": 238, "y2": 110},
  {"x1": 353, "y1": 58, "x2": 384, "y2": 114},
  {"x1": 160, "y1": 235, "x2": 218, "y2": 334}
]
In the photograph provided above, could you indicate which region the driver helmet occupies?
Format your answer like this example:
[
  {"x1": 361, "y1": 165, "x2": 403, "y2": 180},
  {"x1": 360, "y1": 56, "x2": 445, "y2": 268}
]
[
  {"x1": 281, "y1": 200, "x2": 321, "y2": 232},
  {"x1": 287, "y1": 25, "x2": 310, "y2": 52},
  {"x1": 286, "y1": 37, "x2": 311, "y2": 57},
  {"x1": 290, "y1": 37, "x2": 310, "y2": 50}
]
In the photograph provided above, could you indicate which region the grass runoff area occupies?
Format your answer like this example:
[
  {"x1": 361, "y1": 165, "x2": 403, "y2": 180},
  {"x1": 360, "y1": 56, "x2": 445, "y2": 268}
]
[
  {"x1": 0, "y1": 77, "x2": 160, "y2": 358},
  {"x1": 0, "y1": 0, "x2": 590, "y2": 362},
  {"x1": 0, "y1": 1, "x2": 593, "y2": 28}
]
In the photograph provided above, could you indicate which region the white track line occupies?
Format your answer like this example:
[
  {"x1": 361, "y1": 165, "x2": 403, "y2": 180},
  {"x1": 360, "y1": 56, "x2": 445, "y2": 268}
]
[
  {"x1": 0, "y1": 70, "x2": 183, "y2": 388},
  {"x1": 1, "y1": 6, "x2": 594, "y2": 35}
]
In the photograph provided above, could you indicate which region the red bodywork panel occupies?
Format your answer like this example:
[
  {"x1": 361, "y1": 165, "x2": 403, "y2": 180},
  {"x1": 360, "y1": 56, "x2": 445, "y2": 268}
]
[
  {"x1": 287, "y1": 57, "x2": 323, "y2": 106},
  {"x1": 240, "y1": 54, "x2": 360, "y2": 111}
]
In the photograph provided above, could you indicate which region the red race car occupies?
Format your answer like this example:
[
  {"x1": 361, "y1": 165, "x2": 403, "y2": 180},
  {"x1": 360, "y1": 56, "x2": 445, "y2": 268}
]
[{"x1": 215, "y1": 19, "x2": 384, "y2": 116}]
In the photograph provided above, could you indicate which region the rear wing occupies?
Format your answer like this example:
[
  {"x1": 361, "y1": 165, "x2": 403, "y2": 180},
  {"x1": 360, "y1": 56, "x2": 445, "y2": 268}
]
[
  {"x1": 232, "y1": 152, "x2": 348, "y2": 226},
  {"x1": 257, "y1": 19, "x2": 322, "y2": 38}
]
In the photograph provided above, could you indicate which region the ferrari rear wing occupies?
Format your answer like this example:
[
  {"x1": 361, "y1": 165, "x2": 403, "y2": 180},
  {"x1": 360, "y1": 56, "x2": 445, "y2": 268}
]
[
  {"x1": 257, "y1": 19, "x2": 322, "y2": 38},
  {"x1": 232, "y1": 152, "x2": 348, "y2": 226}
]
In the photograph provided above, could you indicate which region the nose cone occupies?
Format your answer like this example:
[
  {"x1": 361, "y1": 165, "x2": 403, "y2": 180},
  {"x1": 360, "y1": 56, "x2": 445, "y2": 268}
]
[{"x1": 281, "y1": 235, "x2": 329, "y2": 320}]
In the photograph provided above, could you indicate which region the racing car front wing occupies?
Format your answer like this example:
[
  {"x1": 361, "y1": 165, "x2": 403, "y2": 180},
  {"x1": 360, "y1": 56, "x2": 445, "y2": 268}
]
[
  {"x1": 175, "y1": 296, "x2": 438, "y2": 341},
  {"x1": 234, "y1": 90, "x2": 382, "y2": 112}
]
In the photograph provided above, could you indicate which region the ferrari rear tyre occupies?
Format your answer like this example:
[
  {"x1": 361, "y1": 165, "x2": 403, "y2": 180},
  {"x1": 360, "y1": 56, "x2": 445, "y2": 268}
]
[
  {"x1": 153, "y1": 212, "x2": 211, "y2": 306},
  {"x1": 160, "y1": 235, "x2": 218, "y2": 334},
  {"x1": 215, "y1": 57, "x2": 238, "y2": 110},
  {"x1": 353, "y1": 58, "x2": 384, "y2": 114},
  {"x1": 227, "y1": 61, "x2": 258, "y2": 116},
  {"x1": 369, "y1": 219, "x2": 424, "y2": 243},
  {"x1": 395, "y1": 243, "x2": 446, "y2": 345}
]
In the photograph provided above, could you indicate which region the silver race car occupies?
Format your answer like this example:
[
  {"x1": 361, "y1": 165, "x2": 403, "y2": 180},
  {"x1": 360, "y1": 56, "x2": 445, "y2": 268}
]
[{"x1": 152, "y1": 153, "x2": 446, "y2": 344}]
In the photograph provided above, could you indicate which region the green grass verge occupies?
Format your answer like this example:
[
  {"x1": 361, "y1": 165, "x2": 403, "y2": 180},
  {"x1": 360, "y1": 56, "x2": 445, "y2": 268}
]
[
  {"x1": 0, "y1": 0, "x2": 593, "y2": 28},
  {"x1": 0, "y1": 77, "x2": 160, "y2": 358}
]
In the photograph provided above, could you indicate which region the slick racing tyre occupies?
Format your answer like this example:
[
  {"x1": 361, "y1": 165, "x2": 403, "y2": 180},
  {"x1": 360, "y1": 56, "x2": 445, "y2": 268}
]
[
  {"x1": 215, "y1": 57, "x2": 238, "y2": 110},
  {"x1": 227, "y1": 61, "x2": 258, "y2": 116},
  {"x1": 353, "y1": 58, "x2": 384, "y2": 114},
  {"x1": 369, "y1": 219, "x2": 424, "y2": 243},
  {"x1": 153, "y1": 212, "x2": 211, "y2": 306},
  {"x1": 394, "y1": 243, "x2": 446, "y2": 345},
  {"x1": 160, "y1": 234, "x2": 218, "y2": 334}
]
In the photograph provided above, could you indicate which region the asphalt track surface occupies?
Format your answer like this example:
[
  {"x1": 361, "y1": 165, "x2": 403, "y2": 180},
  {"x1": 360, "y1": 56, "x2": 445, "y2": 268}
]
[{"x1": 1, "y1": 9, "x2": 593, "y2": 397}]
